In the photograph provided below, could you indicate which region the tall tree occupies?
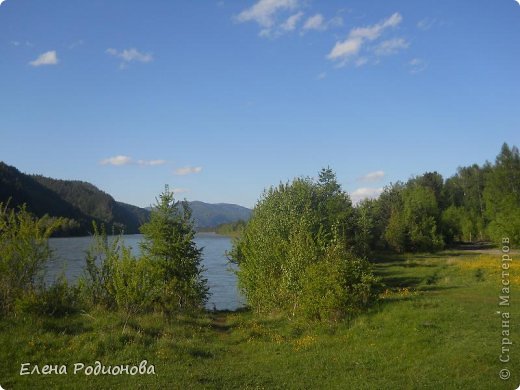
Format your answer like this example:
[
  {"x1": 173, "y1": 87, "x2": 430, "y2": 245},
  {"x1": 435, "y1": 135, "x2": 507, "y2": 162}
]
[{"x1": 140, "y1": 185, "x2": 208, "y2": 311}]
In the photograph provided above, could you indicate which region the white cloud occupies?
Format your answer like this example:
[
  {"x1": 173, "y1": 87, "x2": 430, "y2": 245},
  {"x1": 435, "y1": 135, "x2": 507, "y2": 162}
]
[
  {"x1": 328, "y1": 37, "x2": 363, "y2": 61},
  {"x1": 303, "y1": 14, "x2": 325, "y2": 30},
  {"x1": 236, "y1": 0, "x2": 298, "y2": 28},
  {"x1": 280, "y1": 11, "x2": 304, "y2": 31},
  {"x1": 106, "y1": 48, "x2": 153, "y2": 68},
  {"x1": 137, "y1": 159, "x2": 167, "y2": 166},
  {"x1": 350, "y1": 187, "x2": 383, "y2": 204},
  {"x1": 327, "y1": 13, "x2": 403, "y2": 65},
  {"x1": 359, "y1": 170, "x2": 385, "y2": 183},
  {"x1": 174, "y1": 166, "x2": 203, "y2": 175},
  {"x1": 100, "y1": 155, "x2": 132, "y2": 166},
  {"x1": 374, "y1": 38, "x2": 409, "y2": 56},
  {"x1": 409, "y1": 57, "x2": 427, "y2": 74},
  {"x1": 302, "y1": 14, "x2": 342, "y2": 32},
  {"x1": 29, "y1": 51, "x2": 59, "y2": 67},
  {"x1": 0, "y1": 0, "x2": 7, "y2": 6}
]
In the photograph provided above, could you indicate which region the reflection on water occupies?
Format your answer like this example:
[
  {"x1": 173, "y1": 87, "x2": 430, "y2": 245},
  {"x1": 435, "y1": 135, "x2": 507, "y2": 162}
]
[{"x1": 47, "y1": 233, "x2": 245, "y2": 311}]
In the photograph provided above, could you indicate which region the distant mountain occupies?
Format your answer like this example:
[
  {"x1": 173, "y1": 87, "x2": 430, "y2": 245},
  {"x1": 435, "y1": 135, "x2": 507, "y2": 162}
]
[
  {"x1": 187, "y1": 201, "x2": 251, "y2": 229},
  {"x1": 0, "y1": 161, "x2": 251, "y2": 235}
]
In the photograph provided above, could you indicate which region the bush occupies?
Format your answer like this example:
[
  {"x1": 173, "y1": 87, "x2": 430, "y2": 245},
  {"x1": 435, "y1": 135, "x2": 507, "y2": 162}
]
[
  {"x1": 231, "y1": 169, "x2": 379, "y2": 320},
  {"x1": 299, "y1": 239, "x2": 379, "y2": 321},
  {"x1": 15, "y1": 274, "x2": 81, "y2": 317},
  {"x1": 112, "y1": 251, "x2": 162, "y2": 318},
  {"x1": 0, "y1": 202, "x2": 62, "y2": 316},
  {"x1": 79, "y1": 223, "x2": 122, "y2": 309}
]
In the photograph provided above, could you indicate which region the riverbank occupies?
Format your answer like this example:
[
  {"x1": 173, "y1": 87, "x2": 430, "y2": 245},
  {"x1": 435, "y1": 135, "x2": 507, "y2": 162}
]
[{"x1": 1, "y1": 250, "x2": 517, "y2": 389}]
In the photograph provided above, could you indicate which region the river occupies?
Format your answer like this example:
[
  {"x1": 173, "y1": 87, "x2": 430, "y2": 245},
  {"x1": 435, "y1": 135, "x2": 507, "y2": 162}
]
[{"x1": 47, "y1": 233, "x2": 244, "y2": 311}]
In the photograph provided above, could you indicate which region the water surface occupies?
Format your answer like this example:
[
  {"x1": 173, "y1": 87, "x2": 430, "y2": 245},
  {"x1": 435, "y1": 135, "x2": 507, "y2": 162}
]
[{"x1": 47, "y1": 233, "x2": 244, "y2": 311}]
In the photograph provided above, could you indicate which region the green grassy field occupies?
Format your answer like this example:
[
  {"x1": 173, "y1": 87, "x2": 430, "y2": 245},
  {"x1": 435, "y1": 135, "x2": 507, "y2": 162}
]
[{"x1": 0, "y1": 250, "x2": 518, "y2": 389}]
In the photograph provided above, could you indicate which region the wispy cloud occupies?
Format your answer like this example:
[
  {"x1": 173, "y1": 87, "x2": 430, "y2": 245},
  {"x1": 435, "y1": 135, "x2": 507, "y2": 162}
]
[
  {"x1": 358, "y1": 170, "x2": 385, "y2": 183},
  {"x1": 409, "y1": 58, "x2": 427, "y2": 74},
  {"x1": 417, "y1": 17, "x2": 436, "y2": 31},
  {"x1": 11, "y1": 40, "x2": 33, "y2": 47},
  {"x1": 350, "y1": 187, "x2": 383, "y2": 204},
  {"x1": 302, "y1": 14, "x2": 342, "y2": 32},
  {"x1": 327, "y1": 12, "x2": 403, "y2": 66},
  {"x1": 303, "y1": 14, "x2": 325, "y2": 31},
  {"x1": 137, "y1": 159, "x2": 167, "y2": 166},
  {"x1": 236, "y1": 1, "x2": 342, "y2": 38},
  {"x1": 106, "y1": 48, "x2": 153, "y2": 68},
  {"x1": 29, "y1": 51, "x2": 59, "y2": 67},
  {"x1": 68, "y1": 40, "x2": 84, "y2": 49},
  {"x1": 100, "y1": 155, "x2": 132, "y2": 166},
  {"x1": 236, "y1": 0, "x2": 298, "y2": 28},
  {"x1": 317, "y1": 72, "x2": 327, "y2": 80},
  {"x1": 280, "y1": 11, "x2": 304, "y2": 31},
  {"x1": 174, "y1": 166, "x2": 203, "y2": 176},
  {"x1": 374, "y1": 38, "x2": 409, "y2": 56}
]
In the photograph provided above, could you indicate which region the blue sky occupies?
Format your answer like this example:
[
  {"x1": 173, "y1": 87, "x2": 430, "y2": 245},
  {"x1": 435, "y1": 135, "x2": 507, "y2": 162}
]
[{"x1": 1, "y1": 0, "x2": 519, "y2": 208}]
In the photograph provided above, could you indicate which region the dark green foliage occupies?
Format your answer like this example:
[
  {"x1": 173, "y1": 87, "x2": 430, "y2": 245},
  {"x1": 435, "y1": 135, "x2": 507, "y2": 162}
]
[
  {"x1": 231, "y1": 170, "x2": 379, "y2": 320},
  {"x1": 0, "y1": 161, "x2": 150, "y2": 236},
  {"x1": 402, "y1": 185, "x2": 444, "y2": 252},
  {"x1": 140, "y1": 186, "x2": 209, "y2": 312}
]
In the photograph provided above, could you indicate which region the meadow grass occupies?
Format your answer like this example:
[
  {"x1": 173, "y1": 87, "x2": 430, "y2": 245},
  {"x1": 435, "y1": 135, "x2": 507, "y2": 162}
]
[{"x1": 0, "y1": 250, "x2": 517, "y2": 389}]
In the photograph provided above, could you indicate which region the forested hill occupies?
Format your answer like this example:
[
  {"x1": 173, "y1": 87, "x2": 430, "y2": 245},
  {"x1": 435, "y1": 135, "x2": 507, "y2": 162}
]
[
  {"x1": 188, "y1": 201, "x2": 251, "y2": 228},
  {"x1": 0, "y1": 162, "x2": 251, "y2": 235},
  {"x1": 0, "y1": 162, "x2": 149, "y2": 235}
]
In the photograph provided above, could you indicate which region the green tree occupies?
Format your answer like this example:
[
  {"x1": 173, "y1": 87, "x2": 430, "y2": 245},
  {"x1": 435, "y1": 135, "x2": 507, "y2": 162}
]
[
  {"x1": 484, "y1": 143, "x2": 520, "y2": 244},
  {"x1": 231, "y1": 170, "x2": 378, "y2": 320},
  {"x1": 354, "y1": 199, "x2": 375, "y2": 258},
  {"x1": 0, "y1": 202, "x2": 62, "y2": 315},
  {"x1": 372, "y1": 182, "x2": 405, "y2": 251},
  {"x1": 402, "y1": 185, "x2": 444, "y2": 252},
  {"x1": 384, "y1": 208, "x2": 407, "y2": 253},
  {"x1": 140, "y1": 185, "x2": 209, "y2": 311}
]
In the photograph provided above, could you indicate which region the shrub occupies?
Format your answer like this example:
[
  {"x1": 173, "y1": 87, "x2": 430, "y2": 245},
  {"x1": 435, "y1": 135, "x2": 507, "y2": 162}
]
[
  {"x1": 230, "y1": 169, "x2": 379, "y2": 320},
  {"x1": 79, "y1": 223, "x2": 122, "y2": 308},
  {"x1": 112, "y1": 250, "x2": 162, "y2": 319},
  {"x1": 15, "y1": 274, "x2": 81, "y2": 317},
  {"x1": 0, "y1": 202, "x2": 62, "y2": 316}
]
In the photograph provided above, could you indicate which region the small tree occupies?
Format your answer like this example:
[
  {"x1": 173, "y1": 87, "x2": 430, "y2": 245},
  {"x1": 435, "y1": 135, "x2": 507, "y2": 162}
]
[
  {"x1": 0, "y1": 202, "x2": 62, "y2": 315},
  {"x1": 140, "y1": 185, "x2": 208, "y2": 312}
]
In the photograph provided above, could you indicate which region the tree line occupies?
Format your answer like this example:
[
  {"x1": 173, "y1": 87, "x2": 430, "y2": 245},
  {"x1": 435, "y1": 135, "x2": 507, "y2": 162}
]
[
  {"x1": 1, "y1": 143, "x2": 518, "y2": 322},
  {"x1": 359, "y1": 142, "x2": 520, "y2": 253}
]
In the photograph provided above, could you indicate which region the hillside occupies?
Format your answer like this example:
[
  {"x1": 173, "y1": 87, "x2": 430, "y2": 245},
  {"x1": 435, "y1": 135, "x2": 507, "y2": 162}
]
[
  {"x1": 0, "y1": 162, "x2": 251, "y2": 235},
  {"x1": 0, "y1": 162, "x2": 149, "y2": 235},
  {"x1": 188, "y1": 201, "x2": 251, "y2": 228}
]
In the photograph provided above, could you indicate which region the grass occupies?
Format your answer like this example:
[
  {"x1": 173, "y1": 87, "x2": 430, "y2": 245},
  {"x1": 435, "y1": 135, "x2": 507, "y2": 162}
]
[{"x1": 0, "y1": 250, "x2": 518, "y2": 389}]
